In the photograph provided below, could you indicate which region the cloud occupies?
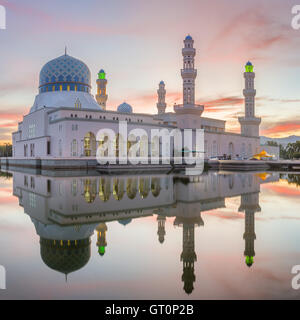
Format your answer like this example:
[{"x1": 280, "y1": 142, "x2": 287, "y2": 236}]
[
  {"x1": 203, "y1": 5, "x2": 294, "y2": 64},
  {"x1": 202, "y1": 209, "x2": 244, "y2": 220},
  {"x1": 261, "y1": 120, "x2": 300, "y2": 136},
  {"x1": 199, "y1": 96, "x2": 243, "y2": 113}
]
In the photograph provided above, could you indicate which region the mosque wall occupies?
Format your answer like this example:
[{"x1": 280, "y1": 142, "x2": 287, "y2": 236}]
[{"x1": 204, "y1": 131, "x2": 260, "y2": 159}]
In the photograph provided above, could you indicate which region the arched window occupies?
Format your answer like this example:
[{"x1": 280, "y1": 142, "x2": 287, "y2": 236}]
[
  {"x1": 248, "y1": 144, "x2": 252, "y2": 157},
  {"x1": 242, "y1": 143, "x2": 246, "y2": 159},
  {"x1": 75, "y1": 98, "x2": 81, "y2": 109},
  {"x1": 213, "y1": 141, "x2": 218, "y2": 157},
  {"x1": 59, "y1": 139, "x2": 62, "y2": 157},
  {"x1": 71, "y1": 139, "x2": 78, "y2": 157},
  {"x1": 228, "y1": 142, "x2": 234, "y2": 158}
]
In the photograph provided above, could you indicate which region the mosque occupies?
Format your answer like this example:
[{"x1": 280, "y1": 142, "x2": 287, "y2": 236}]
[{"x1": 12, "y1": 36, "x2": 263, "y2": 161}]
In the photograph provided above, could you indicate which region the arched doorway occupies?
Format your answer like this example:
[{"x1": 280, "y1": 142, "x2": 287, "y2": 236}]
[
  {"x1": 99, "y1": 178, "x2": 111, "y2": 202},
  {"x1": 83, "y1": 179, "x2": 97, "y2": 203},
  {"x1": 84, "y1": 132, "x2": 96, "y2": 157},
  {"x1": 151, "y1": 178, "x2": 161, "y2": 197},
  {"x1": 113, "y1": 178, "x2": 125, "y2": 201},
  {"x1": 127, "y1": 178, "x2": 138, "y2": 200},
  {"x1": 139, "y1": 178, "x2": 150, "y2": 199}
]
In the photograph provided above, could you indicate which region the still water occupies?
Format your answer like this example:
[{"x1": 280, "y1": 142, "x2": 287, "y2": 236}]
[{"x1": 0, "y1": 169, "x2": 300, "y2": 300}]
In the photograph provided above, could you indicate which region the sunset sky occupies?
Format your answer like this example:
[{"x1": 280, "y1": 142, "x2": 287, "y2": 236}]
[{"x1": 0, "y1": 0, "x2": 300, "y2": 143}]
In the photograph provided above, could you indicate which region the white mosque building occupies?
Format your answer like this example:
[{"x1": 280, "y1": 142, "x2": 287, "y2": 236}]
[{"x1": 12, "y1": 36, "x2": 263, "y2": 161}]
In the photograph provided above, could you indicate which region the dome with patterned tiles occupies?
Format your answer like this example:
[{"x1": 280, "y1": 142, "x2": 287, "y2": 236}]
[
  {"x1": 40, "y1": 237, "x2": 91, "y2": 276},
  {"x1": 39, "y1": 53, "x2": 91, "y2": 94},
  {"x1": 117, "y1": 102, "x2": 133, "y2": 113}
]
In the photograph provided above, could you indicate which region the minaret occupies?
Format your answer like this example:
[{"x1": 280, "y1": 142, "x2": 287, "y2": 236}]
[
  {"x1": 96, "y1": 223, "x2": 107, "y2": 256},
  {"x1": 174, "y1": 35, "x2": 204, "y2": 117},
  {"x1": 239, "y1": 192, "x2": 261, "y2": 267},
  {"x1": 181, "y1": 35, "x2": 197, "y2": 106},
  {"x1": 239, "y1": 62, "x2": 261, "y2": 137},
  {"x1": 157, "y1": 215, "x2": 166, "y2": 243},
  {"x1": 96, "y1": 69, "x2": 108, "y2": 110},
  {"x1": 157, "y1": 81, "x2": 167, "y2": 114}
]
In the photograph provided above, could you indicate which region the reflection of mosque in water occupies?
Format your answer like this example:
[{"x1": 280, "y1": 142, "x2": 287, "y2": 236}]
[{"x1": 12, "y1": 170, "x2": 278, "y2": 294}]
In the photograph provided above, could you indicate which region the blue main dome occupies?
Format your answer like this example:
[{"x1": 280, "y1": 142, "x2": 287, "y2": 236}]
[
  {"x1": 117, "y1": 102, "x2": 133, "y2": 113},
  {"x1": 39, "y1": 54, "x2": 91, "y2": 94}
]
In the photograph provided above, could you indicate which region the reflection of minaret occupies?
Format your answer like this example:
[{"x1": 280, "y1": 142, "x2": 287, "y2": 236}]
[
  {"x1": 96, "y1": 223, "x2": 107, "y2": 256},
  {"x1": 157, "y1": 215, "x2": 166, "y2": 244},
  {"x1": 174, "y1": 215, "x2": 204, "y2": 295},
  {"x1": 239, "y1": 192, "x2": 261, "y2": 267}
]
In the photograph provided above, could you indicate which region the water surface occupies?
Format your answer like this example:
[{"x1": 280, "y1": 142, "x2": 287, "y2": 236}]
[{"x1": 0, "y1": 170, "x2": 300, "y2": 300}]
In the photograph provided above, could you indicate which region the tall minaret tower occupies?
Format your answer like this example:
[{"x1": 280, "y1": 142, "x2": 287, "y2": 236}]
[
  {"x1": 181, "y1": 35, "x2": 197, "y2": 106},
  {"x1": 157, "y1": 81, "x2": 167, "y2": 114},
  {"x1": 96, "y1": 69, "x2": 108, "y2": 110},
  {"x1": 239, "y1": 192, "x2": 261, "y2": 267},
  {"x1": 239, "y1": 62, "x2": 261, "y2": 137},
  {"x1": 174, "y1": 35, "x2": 204, "y2": 118}
]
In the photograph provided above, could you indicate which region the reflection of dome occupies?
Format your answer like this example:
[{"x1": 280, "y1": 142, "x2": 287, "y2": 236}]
[
  {"x1": 39, "y1": 54, "x2": 91, "y2": 94},
  {"x1": 246, "y1": 61, "x2": 253, "y2": 66},
  {"x1": 185, "y1": 35, "x2": 192, "y2": 40},
  {"x1": 40, "y1": 238, "x2": 91, "y2": 276},
  {"x1": 118, "y1": 219, "x2": 132, "y2": 226},
  {"x1": 245, "y1": 256, "x2": 254, "y2": 267},
  {"x1": 117, "y1": 102, "x2": 133, "y2": 114}
]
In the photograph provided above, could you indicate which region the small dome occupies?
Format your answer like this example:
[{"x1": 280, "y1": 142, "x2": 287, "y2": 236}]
[
  {"x1": 99, "y1": 69, "x2": 105, "y2": 73},
  {"x1": 185, "y1": 35, "x2": 193, "y2": 40},
  {"x1": 245, "y1": 61, "x2": 254, "y2": 73},
  {"x1": 98, "y1": 246, "x2": 106, "y2": 256},
  {"x1": 245, "y1": 256, "x2": 254, "y2": 267},
  {"x1": 160, "y1": 81, "x2": 165, "y2": 85},
  {"x1": 117, "y1": 102, "x2": 133, "y2": 114}
]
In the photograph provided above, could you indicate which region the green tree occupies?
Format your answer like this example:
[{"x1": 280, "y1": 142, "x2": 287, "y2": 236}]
[
  {"x1": 285, "y1": 141, "x2": 300, "y2": 159},
  {"x1": 279, "y1": 144, "x2": 288, "y2": 159},
  {"x1": 267, "y1": 141, "x2": 278, "y2": 147},
  {"x1": 0, "y1": 144, "x2": 12, "y2": 157}
]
